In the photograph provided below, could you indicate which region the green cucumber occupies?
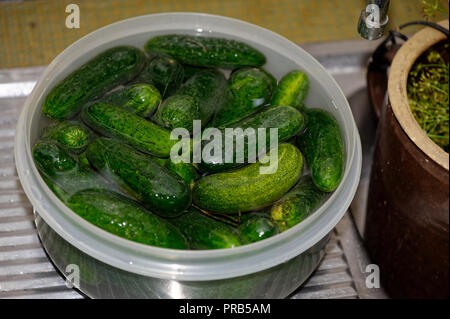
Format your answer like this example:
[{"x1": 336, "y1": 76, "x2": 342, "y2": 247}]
[
  {"x1": 238, "y1": 213, "x2": 279, "y2": 244},
  {"x1": 67, "y1": 189, "x2": 189, "y2": 249},
  {"x1": 77, "y1": 151, "x2": 91, "y2": 169},
  {"x1": 33, "y1": 141, "x2": 109, "y2": 202},
  {"x1": 166, "y1": 160, "x2": 199, "y2": 188},
  {"x1": 81, "y1": 101, "x2": 184, "y2": 157},
  {"x1": 153, "y1": 95, "x2": 199, "y2": 133},
  {"x1": 122, "y1": 154, "x2": 196, "y2": 187},
  {"x1": 40, "y1": 121, "x2": 91, "y2": 153},
  {"x1": 182, "y1": 65, "x2": 205, "y2": 82},
  {"x1": 154, "y1": 69, "x2": 227, "y2": 132},
  {"x1": 145, "y1": 35, "x2": 266, "y2": 69},
  {"x1": 211, "y1": 67, "x2": 276, "y2": 128},
  {"x1": 33, "y1": 141, "x2": 77, "y2": 175},
  {"x1": 176, "y1": 69, "x2": 227, "y2": 124},
  {"x1": 297, "y1": 108, "x2": 344, "y2": 192},
  {"x1": 200, "y1": 105, "x2": 305, "y2": 173},
  {"x1": 193, "y1": 143, "x2": 304, "y2": 214},
  {"x1": 270, "y1": 70, "x2": 309, "y2": 109},
  {"x1": 151, "y1": 157, "x2": 168, "y2": 167},
  {"x1": 43, "y1": 46, "x2": 146, "y2": 119},
  {"x1": 271, "y1": 175, "x2": 328, "y2": 231},
  {"x1": 135, "y1": 55, "x2": 184, "y2": 97},
  {"x1": 144, "y1": 156, "x2": 197, "y2": 187},
  {"x1": 171, "y1": 207, "x2": 242, "y2": 249},
  {"x1": 103, "y1": 83, "x2": 161, "y2": 118},
  {"x1": 86, "y1": 138, "x2": 191, "y2": 217}
]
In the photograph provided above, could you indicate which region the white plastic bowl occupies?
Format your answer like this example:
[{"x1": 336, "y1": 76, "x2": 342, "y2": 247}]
[{"x1": 15, "y1": 13, "x2": 362, "y2": 298}]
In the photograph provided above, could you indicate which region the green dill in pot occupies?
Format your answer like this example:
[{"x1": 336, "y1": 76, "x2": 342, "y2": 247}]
[{"x1": 407, "y1": 41, "x2": 449, "y2": 152}]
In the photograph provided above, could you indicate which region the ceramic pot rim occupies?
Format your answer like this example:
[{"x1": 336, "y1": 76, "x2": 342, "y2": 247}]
[{"x1": 388, "y1": 20, "x2": 449, "y2": 171}]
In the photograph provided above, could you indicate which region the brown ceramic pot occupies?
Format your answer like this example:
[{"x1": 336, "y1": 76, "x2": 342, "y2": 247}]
[{"x1": 365, "y1": 21, "x2": 449, "y2": 299}]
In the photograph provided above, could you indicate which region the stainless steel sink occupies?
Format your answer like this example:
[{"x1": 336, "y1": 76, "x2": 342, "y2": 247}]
[{"x1": 0, "y1": 38, "x2": 388, "y2": 299}]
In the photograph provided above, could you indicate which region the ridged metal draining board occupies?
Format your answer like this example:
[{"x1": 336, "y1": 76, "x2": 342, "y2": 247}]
[{"x1": 0, "y1": 39, "x2": 387, "y2": 299}]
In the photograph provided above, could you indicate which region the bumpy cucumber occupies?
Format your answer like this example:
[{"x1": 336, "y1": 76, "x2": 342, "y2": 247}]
[
  {"x1": 238, "y1": 213, "x2": 279, "y2": 244},
  {"x1": 145, "y1": 35, "x2": 266, "y2": 69},
  {"x1": 193, "y1": 144, "x2": 303, "y2": 214},
  {"x1": 211, "y1": 67, "x2": 276, "y2": 128},
  {"x1": 182, "y1": 65, "x2": 205, "y2": 82},
  {"x1": 67, "y1": 189, "x2": 189, "y2": 249},
  {"x1": 271, "y1": 175, "x2": 328, "y2": 231},
  {"x1": 200, "y1": 105, "x2": 304, "y2": 173},
  {"x1": 33, "y1": 141, "x2": 109, "y2": 202},
  {"x1": 86, "y1": 138, "x2": 191, "y2": 217},
  {"x1": 144, "y1": 156, "x2": 197, "y2": 187},
  {"x1": 103, "y1": 83, "x2": 161, "y2": 118},
  {"x1": 166, "y1": 160, "x2": 199, "y2": 187},
  {"x1": 135, "y1": 55, "x2": 184, "y2": 97},
  {"x1": 297, "y1": 108, "x2": 344, "y2": 192},
  {"x1": 176, "y1": 69, "x2": 227, "y2": 124},
  {"x1": 33, "y1": 141, "x2": 77, "y2": 175},
  {"x1": 43, "y1": 46, "x2": 146, "y2": 119},
  {"x1": 153, "y1": 95, "x2": 199, "y2": 133},
  {"x1": 128, "y1": 154, "x2": 196, "y2": 186},
  {"x1": 151, "y1": 157, "x2": 169, "y2": 167},
  {"x1": 154, "y1": 69, "x2": 227, "y2": 132},
  {"x1": 77, "y1": 151, "x2": 91, "y2": 169},
  {"x1": 40, "y1": 121, "x2": 91, "y2": 154},
  {"x1": 81, "y1": 101, "x2": 182, "y2": 157},
  {"x1": 171, "y1": 207, "x2": 242, "y2": 249},
  {"x1": 270, "y1": 70, "x2": 309, "y2": 110}
]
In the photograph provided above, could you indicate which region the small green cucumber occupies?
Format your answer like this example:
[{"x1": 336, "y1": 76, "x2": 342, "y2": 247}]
[
  {"x1": 199, "y1": 105, "x2": 305, "y2": 173},
  {"x1": 153, "y1": 95, "x2": 199, "y2": 133},
  {"x1": 129, "y1": 155, "x2": 196, "y2": 186},
  {"x1": 86, "y1": 138, "x2": 191, "y2": 217},
  {"x1": 297, "y1": 108, "x2": 344, "y2": 192},
  {"x1": 81, "y1": 101, "x2": 183, "y2": 157},
  {"x1": 67, "y1": 189, "x2": 189, "y2": 249},
  {"x1": 135, "y1": 55, "x2": 184, "y2": 97},
  {"x1": 176, "y1": 69, "x2": 227, "y2": 124},
  {"x1": 42, "y1": 46, "x2": 146, "y2": 119},
  {"x1": 154, "y1": 69, "x2": 227, "y2": 132},
  {"x1": 193, "y1": 143, "x2": 304, "y2": 214},
  {"x1": 33, "y1": 141, "x2": 77, "y2": 176},
  {"x1": 270, "y1": 70, "x2": 309, "y2": 109},
  {"x1": 211, "y1": 67, "x2": 276, "y2": 128},
  {"x1": 166, "y1": 160, "x2": 199, "y2": 188},
  {"x1": 151, "y1": 157, "x2": 169, "y2": 167},
  {"x1": 238, "y1": 213, "x2": 279, "y2": 244},
  {"x1": 271, "y1": 175, "x2": 328, "y2": 231},
  {"x1": 77, "y1": 151, "x2": 92, "y2": 169},
  {"x1": 182, "y1": 65, "x2": 205, "y2": 82},
  {"x1": 33, "y1": 141, "x2": 109, "y2": 202},
  {"x1": 171, "y1": 207, "x2": 242, "y2": 249},
  {"x1": 143, "y1": 156, "x2": 197, "y2": 187},
  {"x1": 40, "y1": 121, "x2": 91, "y2": 153},
  {"x1": 103, "y1": 83, "x2": 161, "y2": 118},
  {"x1": 145, "y1": 35, "x2": 266, "y2": 69}
]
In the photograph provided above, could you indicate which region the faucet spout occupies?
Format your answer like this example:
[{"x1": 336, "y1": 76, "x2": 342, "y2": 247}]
[{"x1": 358, "y1": 0, "x2": 391, "y2": 40}]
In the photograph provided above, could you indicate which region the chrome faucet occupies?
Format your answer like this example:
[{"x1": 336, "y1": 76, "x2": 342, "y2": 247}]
[{"x1": 358, "y1": 0, "x2": 391, "y2": 40}]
